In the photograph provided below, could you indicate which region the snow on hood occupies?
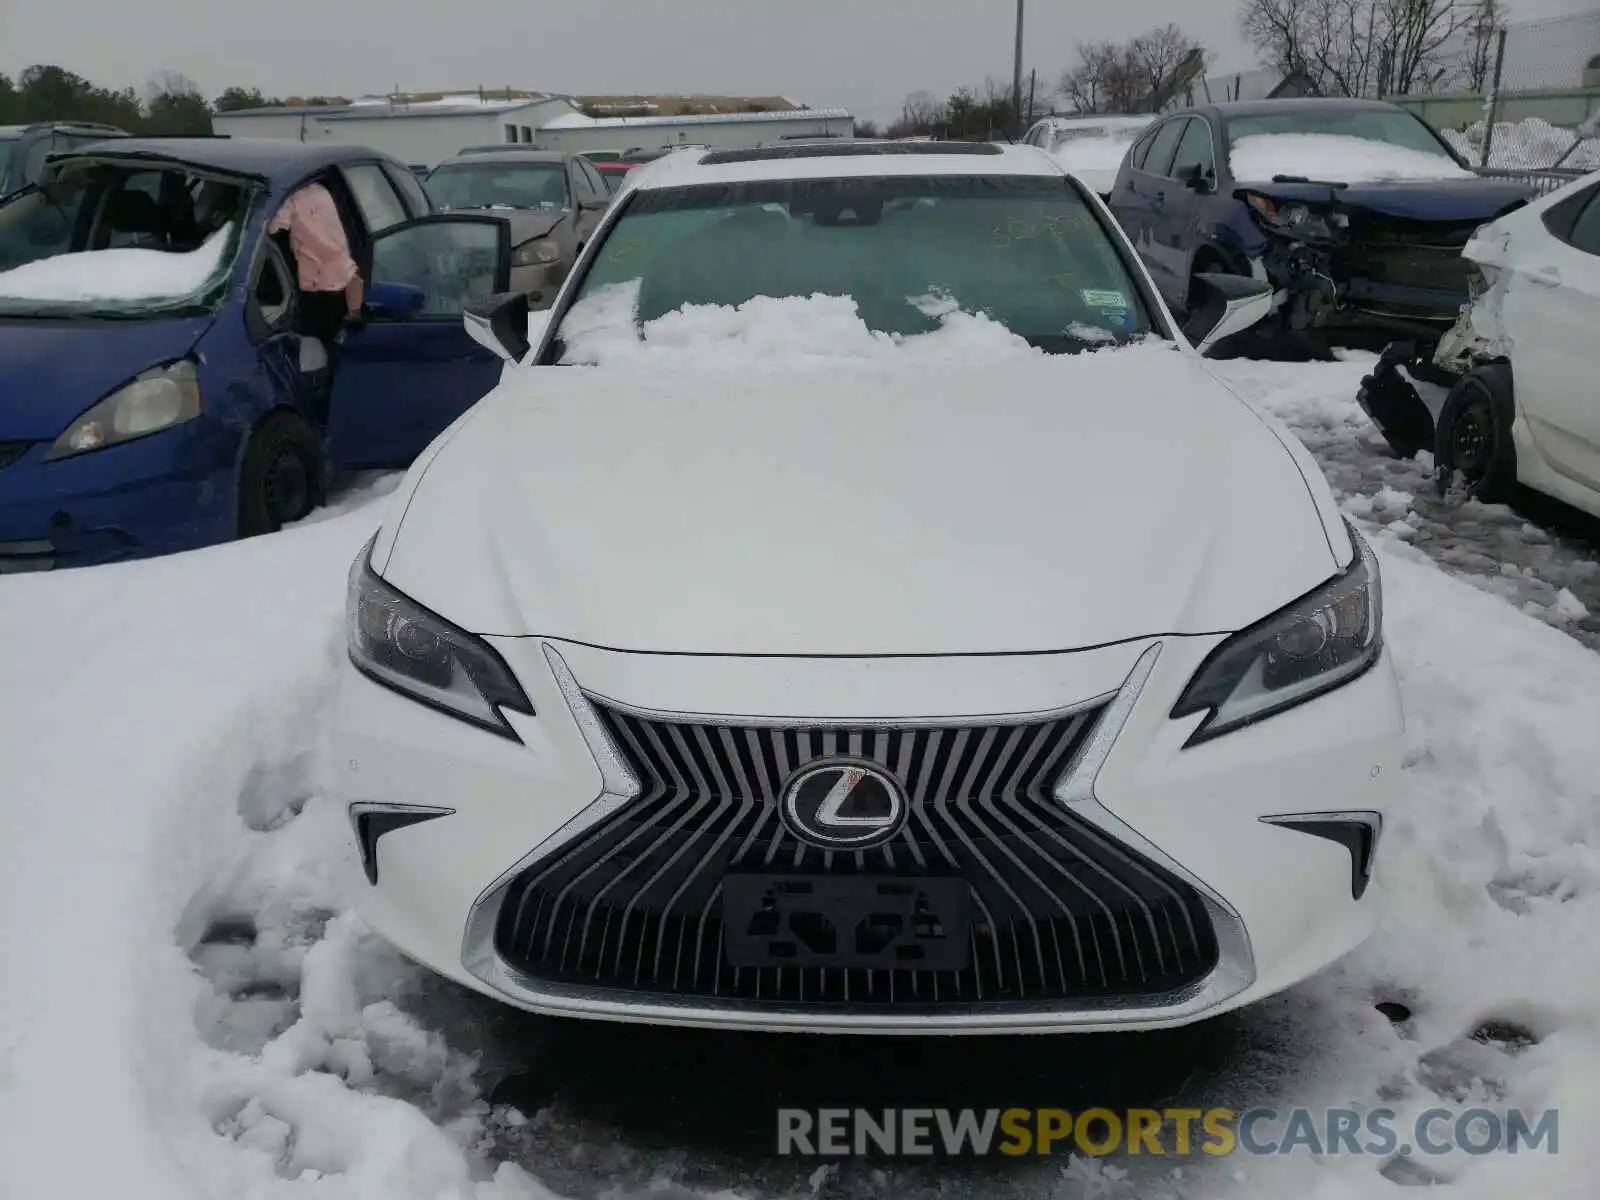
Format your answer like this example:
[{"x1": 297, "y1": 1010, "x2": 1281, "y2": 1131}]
[
  {"x1": 383, "y1": 295, "x2": 1339, "y2": 652},
  {"x1": 0, "y1": 223, "x2": 234, "y2": 304},
  {"x1": 1229, "y1": 134, "x2": 1474, "y2": 184}
]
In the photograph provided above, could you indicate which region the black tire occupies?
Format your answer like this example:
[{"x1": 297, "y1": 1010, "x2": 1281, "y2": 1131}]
[
  {"x1": 1433, "y1": 364, "x2": 1517, "y2": 502},
  {"x1": 238, "y1": 412, "x2": 327, "y2": 537}
]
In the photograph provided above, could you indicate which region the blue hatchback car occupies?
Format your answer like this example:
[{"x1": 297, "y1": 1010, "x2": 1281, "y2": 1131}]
[{"x1": 0, "y1": 138, "x2": 517, "y2": 571}]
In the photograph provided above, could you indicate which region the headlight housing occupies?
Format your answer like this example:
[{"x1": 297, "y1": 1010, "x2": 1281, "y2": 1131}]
[
  {"x1": 511, "y1": 238, "x2": 562, "y2": 267},
  {"x1": 1245, "y1": 194, "x2": 1347, "y2": 243},
  {"x1": 1172, "y1": 523, "x2": 1382, "y2": 744},
  {"x1": 346, "y1": 536, "x2": 535, "y2": 740},
  {"x1": 47, "y1": 359, "x2": 202, "y2": 460}
]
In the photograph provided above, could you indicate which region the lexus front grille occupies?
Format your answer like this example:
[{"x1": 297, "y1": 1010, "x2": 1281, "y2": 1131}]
[
  {"x1": 493, "y1": 702, "x2": 1220, "y2": 1011},
  {"x1": 0, "y1": 441, "x2": 30, "y2": 471}
]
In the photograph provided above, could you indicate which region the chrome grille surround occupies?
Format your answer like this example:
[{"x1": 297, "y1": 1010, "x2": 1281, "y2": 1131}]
[{"x1": 460, "y1": 642, "x2": 1258, "y2": 1032}]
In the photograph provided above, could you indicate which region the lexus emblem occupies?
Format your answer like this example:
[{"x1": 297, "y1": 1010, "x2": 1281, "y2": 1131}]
[{"x1": 782, "y1": 760, "x2": 907, "y2": 849}]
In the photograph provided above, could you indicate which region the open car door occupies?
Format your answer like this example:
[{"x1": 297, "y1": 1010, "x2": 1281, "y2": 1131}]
[{"x1": 326, "y1": 213, "x2": 511, "y2": 469}]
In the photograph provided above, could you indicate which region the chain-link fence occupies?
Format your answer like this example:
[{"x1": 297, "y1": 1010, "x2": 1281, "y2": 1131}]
[{"x1": 1390, "y1": 10, "x2": 1600, "y2": 182}]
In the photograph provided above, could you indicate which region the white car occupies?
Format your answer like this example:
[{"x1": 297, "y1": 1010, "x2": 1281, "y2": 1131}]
[
  {"x1": 1020, "y1": 114, "x2": 1154, "y2": 196},
  {"x1": 331, "y1": 141, "x2": 1404, "y2": 1035},
  {"x1": 1358, "y1": 166, "x2": 1600, "y2": 516}
]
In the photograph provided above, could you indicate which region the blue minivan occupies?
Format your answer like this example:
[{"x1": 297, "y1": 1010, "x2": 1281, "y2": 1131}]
[{"x1": 0, "y1": 137, "x2": 518, "y2": 571}]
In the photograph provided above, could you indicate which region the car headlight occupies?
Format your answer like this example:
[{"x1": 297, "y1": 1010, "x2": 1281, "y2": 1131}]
[
  {"x1": 1245, "y1": 195, "x2": 1347, "y2": 243},
  {"x1": 346, "y1": 535, "x2": 535, "y2": 740},
  {"x1": 511, "y1": 238, "x2": 562, "y2": 267},
  {"x1": 47, "y1": 360, "x2": 202, "y2": 460},
  {"x1": 1171, "y1": 523, "x2": 1382, "y2": 744}
]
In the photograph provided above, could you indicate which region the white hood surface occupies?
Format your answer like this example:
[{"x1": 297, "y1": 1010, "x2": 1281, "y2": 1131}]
[{"x1": 382, "y1": 343, "x2": 1341, "y2": 655}]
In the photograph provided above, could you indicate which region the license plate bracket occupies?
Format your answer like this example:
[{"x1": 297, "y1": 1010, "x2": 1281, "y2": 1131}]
[{"x1": 722, "y1": 873, "x2": 971, "y2": 971}]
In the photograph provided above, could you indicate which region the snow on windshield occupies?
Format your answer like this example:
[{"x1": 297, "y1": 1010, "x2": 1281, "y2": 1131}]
[
  {"x1": 555, "y1": 278, "x2": 1089, "y2": 366},
  {"x1": 1228, "y1": 133, "x2": 1474, "y2": 183},
  {"x1": 0, "y1": 222, "x2": 235, "y2": 303}
]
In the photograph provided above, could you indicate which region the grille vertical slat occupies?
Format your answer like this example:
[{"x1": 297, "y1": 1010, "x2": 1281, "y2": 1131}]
[{"x1": 495, "y1": 701, "x2": 1220, "y2": 1011}]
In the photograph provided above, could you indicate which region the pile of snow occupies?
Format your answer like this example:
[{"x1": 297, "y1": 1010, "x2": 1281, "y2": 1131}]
[
  {"x1": 1228, "y1": 134, "x2": 1475, "y2": 183},
  {"x1": 1440, "y1": 116, "x2": 1600, "y2": 171},
  {"x1": 0, "y1": 223, "x2": 235, "y2": 303},
  {"x1": 554, "y1": 280, "x2": 1101, "y2": 366}
]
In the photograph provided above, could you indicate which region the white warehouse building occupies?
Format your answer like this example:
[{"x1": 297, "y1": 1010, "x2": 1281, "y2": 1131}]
[{"x1": 213, "y1": 94, "x2": 854, "y2": 167}]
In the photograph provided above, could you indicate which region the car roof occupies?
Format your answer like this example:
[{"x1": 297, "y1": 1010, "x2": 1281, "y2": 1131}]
[
  {"x1": 47, "y1": 137, "x2": 397, "y2": 188},
  {"x1": 628, "y1": 140, "x2": 1066, "y2": 190},
  {"x1": 1188, "y1": 98, "x2": 1406, "y2": 121},
  {"x1": 0, "y1": 121, "x2": 127, "y2": 137},
  {"x1": 1034, "y1": 114, "x2": 1152, "y2": 128},
  {"x1": 436, "y1": 149, "x2": 566, "y2": 167}
]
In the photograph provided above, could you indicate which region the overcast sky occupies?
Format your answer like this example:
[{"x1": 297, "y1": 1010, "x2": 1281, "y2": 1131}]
[
  {"x1": 3, "y1": 0, "x2": 1590, "y2": 123},
  {"x1": 3, "y1": 0, "x2": 1263, "y2": 123}
]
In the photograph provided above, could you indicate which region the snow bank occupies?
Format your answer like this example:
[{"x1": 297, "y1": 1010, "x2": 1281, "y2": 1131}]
[
  {"x1": 1228, "y1": 134, "x2": 1474, "y2": 183},
  {"x1": 1440, "y1": 116, "x2": 1600, "y2": 171},
  {"x1": 0, "y1": 222, "x2": 235, "y2": 303}
]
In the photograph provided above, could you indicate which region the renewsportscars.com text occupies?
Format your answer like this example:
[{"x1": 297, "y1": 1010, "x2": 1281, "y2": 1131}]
[{"x1": 776, "y1": 1106, "x2": 1560, "y2": 1158}]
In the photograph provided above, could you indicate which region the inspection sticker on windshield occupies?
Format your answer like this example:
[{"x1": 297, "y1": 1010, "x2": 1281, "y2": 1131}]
[{"x1": 1080, "y1": 289, "x2": 1129, "y2": 310}]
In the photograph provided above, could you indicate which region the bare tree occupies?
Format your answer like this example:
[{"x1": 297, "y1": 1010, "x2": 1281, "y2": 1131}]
[
  {"x1": 1058, "y1": 25, "x2": 1206, "y2": 113},
  {"x1": 1461, "y1": 0, "x2": 1502, "y2": 91},
  {"x1": 1241, "y1": 0, "x2": 1477, "y2": 97}
]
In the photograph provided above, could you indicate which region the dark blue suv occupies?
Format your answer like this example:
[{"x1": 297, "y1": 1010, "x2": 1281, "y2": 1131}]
[
  {"x1": 0, "y1": 138, "x2": 518, "y2": 570},
  {"x1": 1106, "y1": 98, "x2": 1534, "y2": 353}
]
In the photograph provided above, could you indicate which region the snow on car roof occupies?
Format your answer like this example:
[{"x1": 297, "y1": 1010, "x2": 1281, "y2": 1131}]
[{"x1": 629, "y1": 141, "x2": 1066, "y2": 190}]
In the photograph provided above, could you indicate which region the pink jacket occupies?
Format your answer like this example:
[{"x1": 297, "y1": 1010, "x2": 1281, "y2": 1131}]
[{"x1": 267, "y1": 183, "x2": 359, "y2": 292}]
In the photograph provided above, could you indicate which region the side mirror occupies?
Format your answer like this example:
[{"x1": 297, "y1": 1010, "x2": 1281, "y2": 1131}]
[
  {"x1": 364, "y1": 281, "x2": 426, "y2": 320},
  {"x1": 580, "y1": 196, "x2": 610, "y2": 212},
  {"x1": 1178, "y1": 163, "x2": 1213, "y2": 193},
  {"x1": 1188, "y1": 271, "x2": 1275, "y2": 356},
  {"x1": 464, "y1": 290, "x2": 533, "y2": 362}
]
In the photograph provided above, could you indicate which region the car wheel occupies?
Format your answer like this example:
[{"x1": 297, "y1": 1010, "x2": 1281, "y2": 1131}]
[
  {"x1": 1433, "y1": 364, "x2": 1516, "y2": 502},
  {"x1": 238, "y1": 412, "x2": 327, "y2": 537}
]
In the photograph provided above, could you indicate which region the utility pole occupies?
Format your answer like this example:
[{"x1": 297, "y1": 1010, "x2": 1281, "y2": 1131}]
[{"x1": 1012, "y1": 0, "x2": 1025, "y2": 139}]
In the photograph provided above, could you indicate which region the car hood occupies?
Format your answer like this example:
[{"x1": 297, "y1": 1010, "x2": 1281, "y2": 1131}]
[
  {"x1": 1236, "y1": 175, "x2": 1534, "y2": 222},
  {"x1": 381, "y1": 344, "x2": 1343, "y2": 654},
  {"x1": 0, "y1": 314, "x2": 213, "y2": 440},
  {"x1": 443, "y1": 207, "x2": 565, "y2": 244}
]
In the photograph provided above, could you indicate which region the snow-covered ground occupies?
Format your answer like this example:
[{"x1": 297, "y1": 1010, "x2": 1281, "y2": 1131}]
[
  {"x1": 1218, "y1": 352, "x2": 1600, "y2": 649},
  {"x1": 3, "y1": 336, "x2": 1600, "y2": 1200}
]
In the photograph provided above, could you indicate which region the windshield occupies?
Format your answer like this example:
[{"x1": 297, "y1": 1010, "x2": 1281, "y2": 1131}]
[
  {"x1": 556, "y1": 174, "x2": 1159, "y2": 356},
  {"x1": 0, "y1": 160, "x2": 249, "y2": 317},
  {"x1": 1225, "y1": 109, "x2": 1455, "y2": 161},
  {"x1": 425, "y1": 161, "x2": 568, "y2": 211}
]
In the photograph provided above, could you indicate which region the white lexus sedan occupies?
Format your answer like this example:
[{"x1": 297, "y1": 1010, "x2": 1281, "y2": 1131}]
[{"x1": 330, "y1": 141, "x2": 1405, "y2": 1035}]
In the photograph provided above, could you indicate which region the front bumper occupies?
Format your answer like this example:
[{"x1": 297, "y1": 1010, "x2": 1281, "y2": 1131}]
[
  {"x1": 0, "y1": 420, "x2": 239, "y2": 571},
  {"x1": 330, "y1": 633, "x2": 1405, "y2": 1034},
  {"x1": 1260, "y1": 237, "x2": 1474, "y2": 344}
]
